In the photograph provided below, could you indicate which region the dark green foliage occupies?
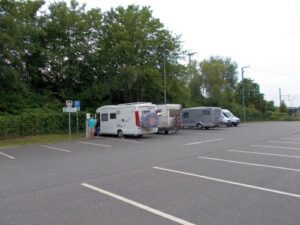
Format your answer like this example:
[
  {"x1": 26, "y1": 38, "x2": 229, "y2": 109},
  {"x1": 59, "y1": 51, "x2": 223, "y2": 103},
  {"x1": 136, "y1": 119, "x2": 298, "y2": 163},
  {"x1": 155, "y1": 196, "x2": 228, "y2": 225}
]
[{"x1": 0, "y1": 109, "x2": 86, "y2": 139}]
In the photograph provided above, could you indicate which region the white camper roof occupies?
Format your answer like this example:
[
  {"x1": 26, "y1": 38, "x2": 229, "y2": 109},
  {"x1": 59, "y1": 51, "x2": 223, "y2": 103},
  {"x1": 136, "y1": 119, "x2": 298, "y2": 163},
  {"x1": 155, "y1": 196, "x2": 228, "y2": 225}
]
[{"x1": 96, "y1": 102, "x2": 155, "y2": 113}]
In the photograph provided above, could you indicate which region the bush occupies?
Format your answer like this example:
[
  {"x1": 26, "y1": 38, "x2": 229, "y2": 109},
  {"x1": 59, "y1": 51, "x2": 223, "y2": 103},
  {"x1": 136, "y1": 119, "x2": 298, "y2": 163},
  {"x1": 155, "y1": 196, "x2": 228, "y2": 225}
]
[{"x1": 0, "y1": 109, "x2": 87, "y2": 139}]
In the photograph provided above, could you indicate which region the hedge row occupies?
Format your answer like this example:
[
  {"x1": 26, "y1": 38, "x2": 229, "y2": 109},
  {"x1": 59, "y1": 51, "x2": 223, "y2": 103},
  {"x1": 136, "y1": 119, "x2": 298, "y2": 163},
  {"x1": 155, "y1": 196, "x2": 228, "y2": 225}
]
[{"x1": 0, "y1": 110, "x2": 87, "y2": 139}]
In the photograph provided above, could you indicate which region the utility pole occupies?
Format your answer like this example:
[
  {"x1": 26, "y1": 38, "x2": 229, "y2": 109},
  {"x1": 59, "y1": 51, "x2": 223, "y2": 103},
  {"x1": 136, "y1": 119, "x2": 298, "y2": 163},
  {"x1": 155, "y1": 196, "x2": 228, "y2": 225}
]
[
  {"x1": 279, "y1": 88, "x2": 282, "y2": 105},
  {"x1": 163, "y1": 44, "x2": 167, "y2": 104},
  {"x1": 241, "y1": 66, "x2": 249, "y2": 122}
]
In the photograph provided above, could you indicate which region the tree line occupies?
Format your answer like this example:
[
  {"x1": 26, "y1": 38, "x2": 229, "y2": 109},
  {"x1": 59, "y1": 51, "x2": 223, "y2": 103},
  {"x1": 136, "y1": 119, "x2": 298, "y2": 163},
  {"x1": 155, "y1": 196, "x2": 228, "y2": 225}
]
[{"x1": 0, "y1": 0, "x2": 275, "y2": 117}]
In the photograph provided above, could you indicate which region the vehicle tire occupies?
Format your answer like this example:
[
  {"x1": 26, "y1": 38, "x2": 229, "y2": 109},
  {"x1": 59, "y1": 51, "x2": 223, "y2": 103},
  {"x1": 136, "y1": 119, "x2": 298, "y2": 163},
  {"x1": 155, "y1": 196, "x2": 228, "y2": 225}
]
[
  {"x1": 117, "y1": 130, "x2": 124, "y2": 138},
  {"x1": 196, "y1": 123, "x2": 203, "y2": 129},
  {"x1": 233, "y1": 124, "x2": 238, "y2": 127},
  {"x1": 204, "y1": 127, "x2": 209, "y2": 130},
  {"x1": 164, "y1": 130, "x2": 169, "y2": 134}
]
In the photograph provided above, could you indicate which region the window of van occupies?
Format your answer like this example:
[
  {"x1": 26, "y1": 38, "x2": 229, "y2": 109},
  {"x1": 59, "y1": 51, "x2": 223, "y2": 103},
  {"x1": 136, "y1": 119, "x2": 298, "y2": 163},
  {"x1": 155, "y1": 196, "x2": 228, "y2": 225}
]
[
  {"x1": 110, "y1": 113, "x2": 116, "y2": 119},
  {"x1": 203, "y1": 110, "x2": 210, "y2": 115},
  {"x1": 183, "y1": 112, "x2": 189, "y2": 118},
  {"x1": 101, "y1": 113, "x2": 108, "y2": 121},
  {"x1": 169, "y1": 109, "x2": 180, "y2": 117}
]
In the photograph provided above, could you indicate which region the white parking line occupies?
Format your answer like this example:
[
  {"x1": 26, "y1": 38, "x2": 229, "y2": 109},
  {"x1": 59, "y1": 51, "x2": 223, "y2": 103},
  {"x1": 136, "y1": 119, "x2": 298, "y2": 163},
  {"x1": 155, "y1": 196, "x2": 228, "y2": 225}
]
[
  {"x1": 81, "y1": 183, "x2": 195, "y2": 225},
  {"x1": 78, "y1": 141, "x2": 112, "y2": 148},
  {"x1": 184, "y1": 138, "x2": 223, "y2": 146},
  {"x1": 40, "y1": 145, "x2": 71, "y2": 152},
  {"x1": 251, "y1": 145, "x2": 300, "y2": 150},
  {"x1": 0, "y1": 151, "x2": 15, "y2": 159},
  {"x1": 197, "y1": 156, "x2": 300, "y2": 172},
  {"x1": 281, "y1": 138, "x2": 300, "y2": 141},
  {"x1": 99, "y1": 137, "x2": 144, "y2": 144},
  {"x1": 153, "y1": 167, "x2": 300, "y2": 199},
  {"x1": 228, "y1": 149, "x2": 300, "y2": 158},
  {"x1": 268, "y1": 140, "x2": 300, "y2": 144}
]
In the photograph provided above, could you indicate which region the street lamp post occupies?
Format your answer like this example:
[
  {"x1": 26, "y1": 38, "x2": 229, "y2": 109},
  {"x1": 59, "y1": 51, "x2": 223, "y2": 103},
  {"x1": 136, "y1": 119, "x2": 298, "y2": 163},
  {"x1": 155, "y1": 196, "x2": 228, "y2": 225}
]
[
  {"x1": 241, "y1": 66, "x2": 249, "y2": 122},
  {"x1": 163, "y1": 44, "x2": 167, "y2": 104}
]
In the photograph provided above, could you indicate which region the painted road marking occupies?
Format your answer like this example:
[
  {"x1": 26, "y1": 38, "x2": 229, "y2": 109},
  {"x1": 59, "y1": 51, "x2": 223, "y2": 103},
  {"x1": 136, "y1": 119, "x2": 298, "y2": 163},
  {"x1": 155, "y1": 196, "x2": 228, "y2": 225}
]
[
  {"x1": 81, "y1": 183, "x2": 195, "y2": 225},
  {"x1": 153, "y1": 167, "x2": 300, "y2": 199},
  {"x1": 251, "y1": 145, "x2": 300, "y2": 150},
  {"x1": 40, "y1": 145, "x2": 71, "y2": 152},
  {"x1": 99, "y1": 137, "x2": 144, "y2": 144},
  {"x1": 0, "y1": 151, "x2": 15, "y2": 159},
  {"x1": 281, "y1": 138, "x2": 300, "y2": 141},
  {"x1": 268, "y1": 140, "x2": 300, "y2": 145},
  {"x1": 78, "y1": 141, "x2": 112, "y2": 148},
  {"x1": 197, "y1": 156, "x2": 300, "y2": 172},
  {"x1": 228, "y1": 149, "x2": 300, "y2": 158},
  {"x1": 184, "y1": 138, "x2": 223, "y2": 146}
]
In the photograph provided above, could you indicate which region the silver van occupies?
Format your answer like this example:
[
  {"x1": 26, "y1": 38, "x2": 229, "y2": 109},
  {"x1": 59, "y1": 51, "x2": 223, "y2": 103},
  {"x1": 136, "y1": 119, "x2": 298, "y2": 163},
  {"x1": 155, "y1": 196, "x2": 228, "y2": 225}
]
[{"x1": 222, "y1": 109, "x2": 240, "y2": 126}]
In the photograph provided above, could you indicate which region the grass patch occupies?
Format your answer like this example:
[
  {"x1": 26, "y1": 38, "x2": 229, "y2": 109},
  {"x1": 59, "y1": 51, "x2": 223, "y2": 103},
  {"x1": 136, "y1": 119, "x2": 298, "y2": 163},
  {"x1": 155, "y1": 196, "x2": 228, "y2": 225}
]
[{"x1": 0, "y1": 133, "x2": 85, "y2": 147}]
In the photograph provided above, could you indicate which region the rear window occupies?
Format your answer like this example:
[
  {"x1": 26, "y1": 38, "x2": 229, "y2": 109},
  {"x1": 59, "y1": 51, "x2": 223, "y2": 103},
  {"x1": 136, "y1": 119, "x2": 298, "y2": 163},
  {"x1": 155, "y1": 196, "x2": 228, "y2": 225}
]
[
  {"x1": 169, "y1": 109, "x2": 180, "y2": 117},
  {"x1": 142, "y1": 110, "x2": 150, "y2": 117}
]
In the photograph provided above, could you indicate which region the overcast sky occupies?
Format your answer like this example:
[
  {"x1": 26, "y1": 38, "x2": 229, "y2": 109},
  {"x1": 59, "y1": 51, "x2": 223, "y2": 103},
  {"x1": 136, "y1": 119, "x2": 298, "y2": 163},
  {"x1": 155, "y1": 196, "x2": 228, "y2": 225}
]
[{"x1": 50, "y1": 0, "x2": 300, "y2": 106}]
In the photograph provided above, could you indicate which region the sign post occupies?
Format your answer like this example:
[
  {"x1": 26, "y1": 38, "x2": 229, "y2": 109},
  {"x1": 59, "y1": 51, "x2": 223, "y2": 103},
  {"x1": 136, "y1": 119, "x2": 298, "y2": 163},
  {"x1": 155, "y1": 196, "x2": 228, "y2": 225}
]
[
  {"x1": 73, "y1": 100, "x2": 81, "y2": 134},
  {"x1": 63, "y1": 100, "x2": 77, "y2": 140}
]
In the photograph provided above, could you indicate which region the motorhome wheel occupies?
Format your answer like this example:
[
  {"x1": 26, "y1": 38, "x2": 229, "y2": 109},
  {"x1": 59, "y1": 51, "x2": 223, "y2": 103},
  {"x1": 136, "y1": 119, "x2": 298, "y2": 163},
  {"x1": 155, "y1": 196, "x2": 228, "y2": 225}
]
[
  {"x1": 196, "y1": 123, "x2": 203, "y2": 129},
  {"x1": 117, "y1": 130, "x2": 124, "y2": 138}
]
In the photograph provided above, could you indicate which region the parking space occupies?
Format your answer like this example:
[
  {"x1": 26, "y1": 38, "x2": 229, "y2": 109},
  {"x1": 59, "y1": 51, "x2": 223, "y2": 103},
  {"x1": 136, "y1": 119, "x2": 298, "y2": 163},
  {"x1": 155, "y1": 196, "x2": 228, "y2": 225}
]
[{"x1": 1, "y1": 122, "x2": 300, "y2": 225}]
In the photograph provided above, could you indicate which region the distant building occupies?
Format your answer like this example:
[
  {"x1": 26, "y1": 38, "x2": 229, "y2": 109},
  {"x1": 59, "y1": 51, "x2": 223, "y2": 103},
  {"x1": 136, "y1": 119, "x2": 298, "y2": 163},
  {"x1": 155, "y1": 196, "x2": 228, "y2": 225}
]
[{"x1": 287, "y1": 107, "x2": 300, "y2": 116}]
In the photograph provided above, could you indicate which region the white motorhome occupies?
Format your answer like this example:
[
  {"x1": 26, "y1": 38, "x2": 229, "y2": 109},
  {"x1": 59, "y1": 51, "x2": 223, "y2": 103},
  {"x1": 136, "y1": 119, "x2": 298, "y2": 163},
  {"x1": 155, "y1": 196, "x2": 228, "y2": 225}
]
[
  {"x1": 157, "y1": 104, "x2": 182, "y2": 134},
  {"x1": 182, "y1": 107, "x2": 222, "y2": 129},
  {"x1": 96, "y1": 103, "x2": 159, "y2": 137}
]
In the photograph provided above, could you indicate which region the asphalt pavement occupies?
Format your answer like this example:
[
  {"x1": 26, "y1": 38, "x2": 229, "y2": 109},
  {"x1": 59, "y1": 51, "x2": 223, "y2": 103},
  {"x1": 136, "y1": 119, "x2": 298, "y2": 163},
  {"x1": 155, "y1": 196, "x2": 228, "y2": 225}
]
[{"x1": 1, "y1": 121, "x2": 300, "y2": 225}]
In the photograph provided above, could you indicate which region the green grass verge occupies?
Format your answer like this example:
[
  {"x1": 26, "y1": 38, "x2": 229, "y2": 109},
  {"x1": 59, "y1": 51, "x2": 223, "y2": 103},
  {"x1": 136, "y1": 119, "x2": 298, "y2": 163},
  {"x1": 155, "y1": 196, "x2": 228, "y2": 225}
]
[{"x1": 0, "y1": 133, "x2": 85, "y2": 147}]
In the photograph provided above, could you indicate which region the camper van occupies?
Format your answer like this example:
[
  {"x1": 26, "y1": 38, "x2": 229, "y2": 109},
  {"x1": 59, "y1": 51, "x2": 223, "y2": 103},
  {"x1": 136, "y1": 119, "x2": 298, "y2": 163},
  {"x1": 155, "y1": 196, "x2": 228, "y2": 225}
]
[
  {"x1": 96, "y1": 103, "x2": 159, "y2": 137},
  {"x1": 157, "y1": 104, "x2": 182, "y2": 134},
  {"x1": 182, "y1": 107, "x2": 222, "y2": 129}
]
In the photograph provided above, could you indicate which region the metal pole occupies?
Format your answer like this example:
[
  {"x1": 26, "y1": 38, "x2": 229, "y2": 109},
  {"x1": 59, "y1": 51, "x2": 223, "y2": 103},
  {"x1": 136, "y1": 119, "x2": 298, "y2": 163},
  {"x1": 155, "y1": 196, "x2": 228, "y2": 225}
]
[
  {"x1": 68, "y1": 112, "x2": 71, "y2": 140},
  {"x1": 76, "y1": 111, "x2": 79, "y2": 134},
  {"x1": 241, "y1": 66, "x2": 249, "y2": 122},
  {"x1": 163, "y1": 44, "x2": 167, "y2": 104},
  {"x1": 279, "y1": 88, "x2": 282, "y2": 105},
  {"x1": 242, "y1": 68, "x2": 245, "y2": 122}
]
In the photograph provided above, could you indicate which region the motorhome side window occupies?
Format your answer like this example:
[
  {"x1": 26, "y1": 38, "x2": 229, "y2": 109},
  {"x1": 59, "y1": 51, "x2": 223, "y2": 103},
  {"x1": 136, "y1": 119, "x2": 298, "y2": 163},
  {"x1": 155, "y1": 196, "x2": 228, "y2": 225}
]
[
  {"x1": 169, "y1": 109, "x2": 180, "y2": 117},
  {"x1": 183, "y1": 112, "x2": 189, "y2": 118},
  {"x1": 101, "y1": 113, "x2": 108, "y2": 121},
  {"x1": 203, "y1": 110, "x2": 210, "y2": 115},
  {"x1": 110, "y1": 113, "x2": 117, "y2": 119}
]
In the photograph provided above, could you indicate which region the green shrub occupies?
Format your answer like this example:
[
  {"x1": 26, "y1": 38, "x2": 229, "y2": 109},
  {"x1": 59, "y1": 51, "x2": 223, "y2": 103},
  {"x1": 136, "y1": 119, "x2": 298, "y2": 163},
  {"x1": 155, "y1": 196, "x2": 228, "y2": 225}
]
[{"x1": 0, "y1": 109, "x2": 87, "y2": 139}]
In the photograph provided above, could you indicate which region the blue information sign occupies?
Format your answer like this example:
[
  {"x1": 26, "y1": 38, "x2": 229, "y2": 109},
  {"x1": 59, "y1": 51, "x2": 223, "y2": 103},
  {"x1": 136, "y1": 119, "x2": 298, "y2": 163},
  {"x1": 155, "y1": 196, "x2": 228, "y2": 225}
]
[{"x1": 73, "y1": 100, "x2": 80, "y2": 111}]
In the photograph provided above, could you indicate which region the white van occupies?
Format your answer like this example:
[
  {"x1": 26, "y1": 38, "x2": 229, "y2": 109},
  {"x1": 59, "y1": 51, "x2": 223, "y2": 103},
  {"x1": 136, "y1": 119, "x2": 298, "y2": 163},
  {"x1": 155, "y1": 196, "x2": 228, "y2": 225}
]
[
  {"x1": 222, "y1": 109, "x2": 240, "y2": 126},
  {"x1": 157, "y1": 104, "x2": 182, "y2": 134},
  {"x1": 96, "y1": 103, "x2": 159, "y2": 137},
  {"x1": 182, "y1": 107, "x2": 222, "y2": 129}
]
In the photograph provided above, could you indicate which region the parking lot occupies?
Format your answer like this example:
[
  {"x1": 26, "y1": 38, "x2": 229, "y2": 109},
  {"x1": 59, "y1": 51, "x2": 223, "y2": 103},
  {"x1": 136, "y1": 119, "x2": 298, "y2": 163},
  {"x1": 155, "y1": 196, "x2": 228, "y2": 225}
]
[{"x1": 1, "y1": 121, "x2": 300, "y2": 225}]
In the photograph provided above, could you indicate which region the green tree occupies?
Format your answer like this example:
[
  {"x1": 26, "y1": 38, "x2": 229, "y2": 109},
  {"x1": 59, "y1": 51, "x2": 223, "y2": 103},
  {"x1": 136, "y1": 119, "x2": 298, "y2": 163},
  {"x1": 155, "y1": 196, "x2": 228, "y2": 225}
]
[
  {"x1": 0, "y1": 0, "x2": 45, "y2": 114},
  {"x1": 98, "y1": 5, "x2": 183, "y2": 104},
  {"x1": 279, "y1": 101, "x2": 287, "y2": 113},
  {"x1": 200, "y1": 56, "x2": 238, "y2": 107},
  {"x1": 236, "y1": 78, "x2": 266, "y2": 112}
]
